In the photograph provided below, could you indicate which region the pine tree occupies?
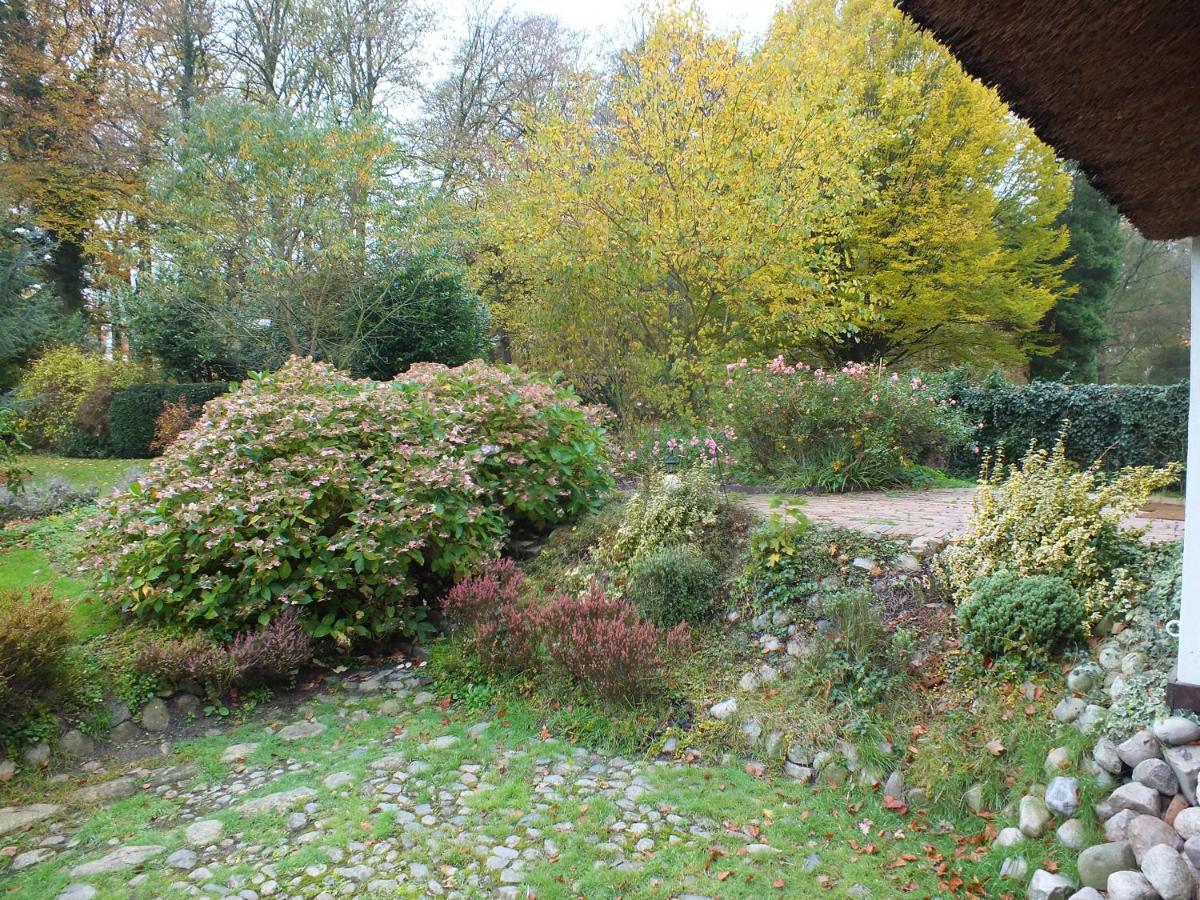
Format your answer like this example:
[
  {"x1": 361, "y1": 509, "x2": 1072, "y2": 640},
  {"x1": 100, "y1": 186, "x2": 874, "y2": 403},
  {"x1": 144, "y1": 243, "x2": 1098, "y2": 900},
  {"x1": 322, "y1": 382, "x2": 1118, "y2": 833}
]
[{"x1": 1031, "y1": 168, "x2": 1123, "y2": 383}]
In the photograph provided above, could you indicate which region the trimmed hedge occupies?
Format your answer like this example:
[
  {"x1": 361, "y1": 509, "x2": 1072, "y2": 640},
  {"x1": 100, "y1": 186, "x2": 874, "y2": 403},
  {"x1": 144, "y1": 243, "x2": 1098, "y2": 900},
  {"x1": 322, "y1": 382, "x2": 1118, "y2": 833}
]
[
  {"x1": 108, "y1": 382, "x2": 230, "y2": 458},
  {"x1": 940, "y1": 374, "x2": 1186, "y2": 478}
]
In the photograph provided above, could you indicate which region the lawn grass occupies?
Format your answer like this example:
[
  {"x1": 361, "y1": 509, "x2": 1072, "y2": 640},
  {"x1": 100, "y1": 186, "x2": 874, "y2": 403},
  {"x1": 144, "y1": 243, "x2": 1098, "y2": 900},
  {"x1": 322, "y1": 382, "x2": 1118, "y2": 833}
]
[
  {"x1": 19, "y1": 454, "x2": 142, "y2": 493},
  {"x1": 0, "y1": 507, "x2": 117, "y2": 639},
  {"x1": 0, "y1": 682, "x2": 1070, "y2": 900}
]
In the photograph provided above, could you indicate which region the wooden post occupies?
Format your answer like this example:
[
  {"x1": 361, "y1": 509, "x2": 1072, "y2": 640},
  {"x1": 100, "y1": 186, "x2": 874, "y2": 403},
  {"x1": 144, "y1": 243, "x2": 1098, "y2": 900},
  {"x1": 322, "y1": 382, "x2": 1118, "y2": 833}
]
[{"x1": 1169, "y1": 238, "x2": 1200, "y2": 708}]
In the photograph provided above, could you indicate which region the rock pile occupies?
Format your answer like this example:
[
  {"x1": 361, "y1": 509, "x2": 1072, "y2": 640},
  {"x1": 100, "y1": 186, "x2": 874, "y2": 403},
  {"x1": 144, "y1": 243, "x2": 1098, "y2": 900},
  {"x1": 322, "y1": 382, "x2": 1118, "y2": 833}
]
[{"x1": 1014, "y1": 656, "x2": 1200, "y2": 900}]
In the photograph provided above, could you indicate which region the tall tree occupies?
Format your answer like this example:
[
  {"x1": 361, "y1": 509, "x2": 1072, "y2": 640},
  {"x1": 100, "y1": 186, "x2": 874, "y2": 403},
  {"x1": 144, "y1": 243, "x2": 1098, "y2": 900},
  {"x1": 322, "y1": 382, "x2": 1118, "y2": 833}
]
[
  {"x1": 317, "y1": 0, "x2": 431, "y2": 118},
  {"x1": 476, "y1": 7, "x2": 870, "y2": 414},
  {"x1": 1099, "y1": 228, "x2": 1189, "y2": 384},
  {"x1": 1030, "y1": 168, "x2": 1123, "y2": 382},
  {"x1": 773, "y1": 0, "x2": 1071, "y2": 368},
  {"x1": 138, "y1": 99, "x2": 414, "y2": 371},
  {"x1": 0, "y1": 0, "x2": 142, "y2": 313},
  {"x1": 415, "y1": 4, "x2": 583, "y2": 195}
]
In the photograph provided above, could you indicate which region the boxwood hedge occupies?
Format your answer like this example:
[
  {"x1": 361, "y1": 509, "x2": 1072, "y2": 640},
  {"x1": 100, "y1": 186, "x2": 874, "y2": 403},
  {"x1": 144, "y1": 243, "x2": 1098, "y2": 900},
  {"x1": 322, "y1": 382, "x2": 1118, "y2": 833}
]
[{"x1": 108, "y1": 382, "x2": 231, "y2": 458}]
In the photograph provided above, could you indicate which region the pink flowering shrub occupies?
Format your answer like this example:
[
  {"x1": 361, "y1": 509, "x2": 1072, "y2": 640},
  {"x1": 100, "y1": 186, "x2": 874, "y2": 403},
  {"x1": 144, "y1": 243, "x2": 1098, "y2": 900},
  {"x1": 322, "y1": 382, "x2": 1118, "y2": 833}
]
[
  {"x1": 87, "y1": 357, "x2": 611, "y2": 646},
  {"x1": 614, "y1": 424, "x2": 737, "y2": 479},
  {"x1": 443, "y1": 558, "x2": 524, "y2": 629},
  {"x1": 718, "y1": 358, "x2": 969, "y2": 491},
  {"x1": 539, "y1": 585, "x2": 690, "y2": 701}
]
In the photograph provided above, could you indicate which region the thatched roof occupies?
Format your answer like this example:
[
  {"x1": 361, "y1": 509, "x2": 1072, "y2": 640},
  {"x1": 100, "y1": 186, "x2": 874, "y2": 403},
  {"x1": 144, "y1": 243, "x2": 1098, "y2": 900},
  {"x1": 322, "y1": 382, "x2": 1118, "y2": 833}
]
[{"x1": 893, "y1": 1, "x2": 1200, "y2": 240}]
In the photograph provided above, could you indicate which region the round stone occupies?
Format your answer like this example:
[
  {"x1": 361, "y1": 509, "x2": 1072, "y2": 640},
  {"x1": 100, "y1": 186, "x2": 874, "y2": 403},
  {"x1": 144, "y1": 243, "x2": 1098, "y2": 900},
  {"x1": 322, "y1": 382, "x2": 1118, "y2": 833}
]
[
  {"x1": 1133, "y1": 758, "x2": 1180, "y2": 796},
  {"x1": 1153, "y1": 717, "x2": 1200, "y2": 747},
  {"x1": 1140, "y1": 844, "x2": 1195, "y2": 900},
  {"x1": 1077, "y1": 841, "x2": 1136, "y2": 889},
  {"x1": 1046, "y1": 776, "x2": 1080, "y2": 817}
]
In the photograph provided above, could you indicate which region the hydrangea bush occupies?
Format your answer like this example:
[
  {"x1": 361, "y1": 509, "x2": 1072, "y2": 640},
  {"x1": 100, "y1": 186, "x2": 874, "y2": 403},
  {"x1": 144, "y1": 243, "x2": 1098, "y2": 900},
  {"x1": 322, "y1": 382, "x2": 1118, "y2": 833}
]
[
  {"x1": 86, "y1": 358, "x2": 612, "y2": 646},
  {"x1": 718, "y1": 358, "x2": 969, "y2": 490}
]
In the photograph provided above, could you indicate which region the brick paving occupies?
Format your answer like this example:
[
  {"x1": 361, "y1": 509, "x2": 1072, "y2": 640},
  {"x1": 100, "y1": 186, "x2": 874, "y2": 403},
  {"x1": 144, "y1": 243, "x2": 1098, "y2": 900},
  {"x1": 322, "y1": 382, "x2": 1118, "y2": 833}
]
[{"x1": 737, "y1": 488, "x2": 1184, "y2": 544}]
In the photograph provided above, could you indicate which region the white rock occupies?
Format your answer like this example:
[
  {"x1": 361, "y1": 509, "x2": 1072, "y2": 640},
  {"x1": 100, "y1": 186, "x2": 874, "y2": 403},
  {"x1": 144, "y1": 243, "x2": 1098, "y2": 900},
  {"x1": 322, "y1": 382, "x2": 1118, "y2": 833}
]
[
  {"x1": 1000, "y1": 856, "x2": 1028, "y2": 880},
  {"x1": 1106, "y1": 809, "x2": 1138, "y2": 842},
  {"x1": 1094, "y1": 737, "x2": 1125, "y2": 775},
  {"x1": 1133, "y1": 757, "x2": 1179, "y2": 796},
  {"x1": 277, "y1": 721, "x2": 325, "y2": 741},
  {"x1": 1106, "y1": 870, "x2": 1159, "y2": 900},
  {"x1": 1108, "y1": 783, "x2": 1162, "y2": 817},
  {"x1": 1026, "y1": 868, "x2": 1074, "y2": 899},
  {"x1": 70, "y1": 845, "x2": 166, "y2": 877},
  {"x1": 1140, "y1": 844, "x2": 1196, "y2": 900},
  {"x1": 1117, "y1": 731, "x2": 1161, "y2": 769},
  {"x1": 11, "y1": 848, "x2": 54, "y2": 870},
  {"x1": 323, "y1": 771, "x2": 355, "y2": 790},
  {"x1": 993, "y1": 826, "x2": 1024, "y2": 848},
  {"x1": 239, "y1": 787, "x2": 317, "y2": 816},
  {"x1": 1154, "y1": 718, "x2": 1200, "y2": 747},
  {"x1": 1127, "y1": 813, "x2": 1182, "y2": 864},
  {"x1": 221, "y1": 743, "x2": 260, "y2": 763},
  {"x1": 1163, "y1": 744, "x2": 1200, "y2": 804},
  {"x1": 709, "y1": 699, "x2": 738, "y2": 721},
  {"x1": 1053, "y1": 698, "x2": 1085, "y2": 723},
  {"x1": 1020, "y1": 795, "x2": 1052, "y2": 837},
  {"x1": 1046, "y1": 777, "x2": 1081, "y2": 816},
  {"x1": 1173, "y1": 806, "x2": 1200, "y2": 840},
  {"x1": 184, "y1": 820, "x2": 223, "y2": 847},
  {"x1": 0, "y1": 804, "x2": 61, "y2": 836},
  {"x1": 1057, "y1": 818, "x2": 1086, "y2": 850}
]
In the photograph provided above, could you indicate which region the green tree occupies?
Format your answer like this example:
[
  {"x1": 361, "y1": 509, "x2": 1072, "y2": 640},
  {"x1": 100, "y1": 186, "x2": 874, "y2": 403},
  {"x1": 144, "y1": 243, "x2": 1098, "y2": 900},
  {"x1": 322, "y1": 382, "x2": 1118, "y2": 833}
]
[
  {"x1": 0, "y1": 217, "x2": 82, "y2": 389},
  {"x1": 1030, "y1": 168, "x2": 1123, "y2": 383},
  {"x1": 345, "y1": 251, "x2": 489, "y2": 380},
  {"x1": 477, "y1": 7, "x2": 870, "y2": 415},
  {"x1": 477, "y1": 2, "x2": 1072, "y2": 414},
  {"x1": 138, "y1": 99, "x2": 407, "y2": 372}
]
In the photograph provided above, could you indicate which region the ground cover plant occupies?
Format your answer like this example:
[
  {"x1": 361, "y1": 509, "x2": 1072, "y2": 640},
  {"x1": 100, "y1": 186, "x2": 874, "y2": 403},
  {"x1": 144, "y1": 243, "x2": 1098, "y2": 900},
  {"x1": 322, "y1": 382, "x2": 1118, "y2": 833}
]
[{"x1": 86, "y1": 357, "x2": 612, "y2": 647}]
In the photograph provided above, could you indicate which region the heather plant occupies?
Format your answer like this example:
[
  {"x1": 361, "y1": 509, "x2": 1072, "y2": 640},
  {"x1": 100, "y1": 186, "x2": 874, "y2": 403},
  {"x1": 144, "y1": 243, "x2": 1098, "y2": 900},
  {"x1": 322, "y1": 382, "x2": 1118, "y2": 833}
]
[
  {"x1": 539, "y1": 585, "x2": 690, "y2": 701},
  {"x1": 86, "y1": 357, "x2": 612, "y2": 647},
  {"x1": 939, "y1": 433, "x2": 1179, "y2": 629},
  {"x1": 136, "y1": 611, "x2": 313, "y2": 693},
  {"x1": 718, "y1": 358, "x2": 969, "y2": 490},
  {"x1": 473, "y1": 602, "x2": 542, "y2": 675},
  {"x1": 135, "y1": 634, "x2": 237, "y2": 694},
  {"x1": 442, "y1": 558, "x2": 524, "y2": 630},
  {"x1": 227, "y1": 609, "x2": 313, "y2": 687}
]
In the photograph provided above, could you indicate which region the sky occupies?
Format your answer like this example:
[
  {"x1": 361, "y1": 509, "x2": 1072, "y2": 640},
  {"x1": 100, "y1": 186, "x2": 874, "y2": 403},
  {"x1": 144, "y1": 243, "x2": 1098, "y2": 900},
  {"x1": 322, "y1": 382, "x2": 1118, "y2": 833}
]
[
  {"x1": 419, "y1": 0, "x2": 785, "y2": 74},
  {"x1": 507, "y1": 0, "x2": 782, "y2": 38}
]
